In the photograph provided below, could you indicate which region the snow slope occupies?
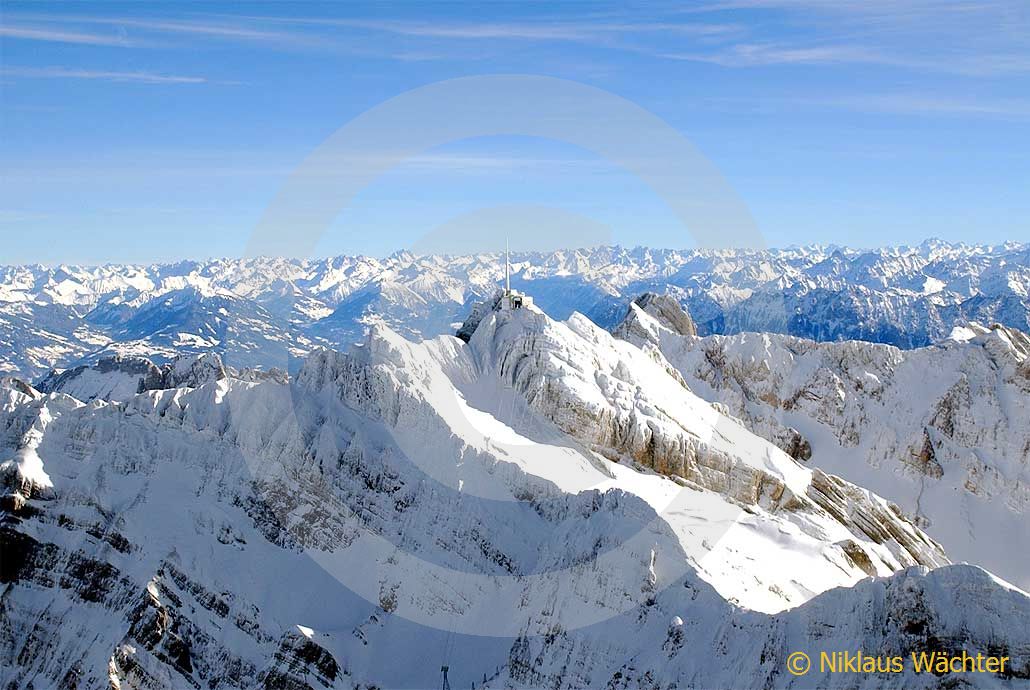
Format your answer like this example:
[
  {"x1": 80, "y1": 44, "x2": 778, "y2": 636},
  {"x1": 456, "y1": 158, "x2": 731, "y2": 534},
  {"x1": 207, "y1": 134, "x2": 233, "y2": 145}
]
[
  {"x1": 615, "y1": 297, "x2": 1030, "y2": 593},
  {"x1": 4, "y1": 301, "x2": 1026, "y2": 688}
]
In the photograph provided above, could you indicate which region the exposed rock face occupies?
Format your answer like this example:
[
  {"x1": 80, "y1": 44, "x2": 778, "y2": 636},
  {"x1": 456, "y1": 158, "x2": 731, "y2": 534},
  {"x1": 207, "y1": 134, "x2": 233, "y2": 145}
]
[
  {"x1": 36, "y1": 353, "x2": 282, "y2": 402},
  {"x1": 0, "y1": 375, "x2": 37, "y2": 399},
  {"x1": 506, "y1": 565, "x2": 1030, "y2": 690},
  {"x1": 465, "y1": 305, "x2": 947, "y2": 575},
  {"x1": 614, "y1": 292, "x2": 697, "y2": 339},
  {"x1": 613, "y1": 301, "x2": 1030, "y2": 592},
  {"x1": 160, "y1": 352, "x2": 228, "y2": 389},
  {"x1": 455, "y1": 290, "x2": 503, "y2": 343},
  {"x1": 616, "y1": 300, "x2": 815, "y2": 462},
  {"x1": 37, "y1": 354, "x2": 164, "y2": 400}
]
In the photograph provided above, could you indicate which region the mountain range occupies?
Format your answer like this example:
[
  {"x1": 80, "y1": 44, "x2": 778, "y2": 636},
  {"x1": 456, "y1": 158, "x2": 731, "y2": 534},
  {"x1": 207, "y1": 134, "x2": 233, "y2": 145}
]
[
  {"x1": 3, "y1": 241, "x2": 1029, "y2": 383},
  {"x1": 2, "y1": 242, "x2": 1030, "y2": 688}
]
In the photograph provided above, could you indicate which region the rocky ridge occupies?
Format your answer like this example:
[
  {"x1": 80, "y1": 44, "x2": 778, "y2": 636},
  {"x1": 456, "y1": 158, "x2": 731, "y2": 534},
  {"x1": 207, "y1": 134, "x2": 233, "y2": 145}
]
[
  {"x1": 614, "y1": 294, "x2": 1030, "y2": 591},
  {"x1": 0, "y1": 300, "x2": 1026, "y2": 688}
]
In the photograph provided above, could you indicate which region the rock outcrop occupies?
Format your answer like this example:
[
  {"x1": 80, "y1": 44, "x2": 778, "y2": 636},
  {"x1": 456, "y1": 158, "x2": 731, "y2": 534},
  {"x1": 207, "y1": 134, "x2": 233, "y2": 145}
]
[
  {"x1": 614, "y1": 301, "x2": 1030, "y2": 591},
  {"x1": 36, "y1": 353, "x2": 285, "y2": 403},
  {"x1": 465, "y1": 305, "x2": 947, "y2": 574},
  {"x1": 613, "y1": 292, "x2": 697, "y2": 340}
]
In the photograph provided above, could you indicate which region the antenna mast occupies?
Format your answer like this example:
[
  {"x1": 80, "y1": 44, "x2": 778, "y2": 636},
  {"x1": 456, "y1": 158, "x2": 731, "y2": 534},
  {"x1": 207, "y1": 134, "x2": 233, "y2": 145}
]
[{"x1": 505, "y1": 239, "x2": 510, "y2": 295}]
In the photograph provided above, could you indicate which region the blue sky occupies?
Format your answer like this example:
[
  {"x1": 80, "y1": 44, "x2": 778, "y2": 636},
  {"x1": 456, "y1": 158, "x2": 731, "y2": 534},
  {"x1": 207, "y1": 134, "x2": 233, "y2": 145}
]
[{"x1": 1, "y1": 1, "x2": 1028, "y2": 264}]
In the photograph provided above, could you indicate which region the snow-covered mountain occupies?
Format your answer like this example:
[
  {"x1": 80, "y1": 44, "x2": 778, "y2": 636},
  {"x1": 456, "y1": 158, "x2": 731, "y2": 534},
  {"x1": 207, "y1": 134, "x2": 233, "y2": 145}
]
[
  {"x1": 615, "y1": 294, "x2": 1030, "y2": 594},
  {"x1": 3, "y1": 241, "x2": 1029, "y2": 382},
  {"x1": 35, "y1": 351, "x2": 287, "y2": 403},
  {"x1": 3, "y1": 296, "x2": 1028, "y2": 688}
]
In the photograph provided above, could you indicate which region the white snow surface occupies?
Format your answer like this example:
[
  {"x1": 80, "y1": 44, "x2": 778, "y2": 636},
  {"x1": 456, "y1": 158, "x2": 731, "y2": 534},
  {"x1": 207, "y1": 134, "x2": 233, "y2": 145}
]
[
  {"x1": 0, "y1": 299, "x2": 1026, "y2": 689},
  {"x1": 617, "y1": 301, "x2": 1030, "y2": 593}
]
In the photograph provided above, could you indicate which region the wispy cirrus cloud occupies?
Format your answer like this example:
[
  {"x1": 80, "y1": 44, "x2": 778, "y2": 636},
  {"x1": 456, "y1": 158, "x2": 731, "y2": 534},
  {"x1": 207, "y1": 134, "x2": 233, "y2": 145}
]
[
  {"x1": 280, "y1": 17, "x2": 743, "y2": 41},
  {"x1": 671, "y1": 0, "x2": 1030, "y2": 76},
  {"x1": 45, "y1": 14, "x2": 327, "y2": 47},
  {"x1": 664, "y1": 43, "x2": 891, "y2": 67},
  {"x1": 811, "y1": 93, "x2": 1030, "y2": 119},
  {"x1": 680, "y1": 0, "x2": 1020, "y2": 21},
  {"x1": 1, "y1": 13, "x2": 336, "y2": 53},
  {"x1": 2, "y1": 66, "x2": 209, "y2": 85},
  {"x1": 3, "y1": 12, "x2": 742, "y2": 50},
  {"x1": 1, "y1": 149, "x2": 609, "y2": 185},
  {"x1": 664, "y1": 42, "x2": 1030, "y2": 76},
  {"x1": 0, "y1": 24, "x2": 136, "y2": 47},
  {"x1": 700, "y1": 91, "x2": 1030, "y2": 120},
  {"x1": 4, "y1": 4, "x2": 1029, "y2": 76}
]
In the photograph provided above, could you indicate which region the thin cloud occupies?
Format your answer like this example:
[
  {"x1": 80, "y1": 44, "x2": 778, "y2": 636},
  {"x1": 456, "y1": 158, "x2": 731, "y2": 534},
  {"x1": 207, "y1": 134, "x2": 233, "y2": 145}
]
[
  {"x1": 5, "y1": 6, "x2": 1028, "y2": 76},
  {"x1": 680, "y1": 0, "x2": 1019, "y2": 18},
  {"x1": 809, "y1": 93, "x2": 1030, "y2": 119},
  {"x1": 1, "y1": 150, "x2": 610, "y2": 183},
  {"x1": 402, "y1": 152, "x2": 609, "y2": 173},
  {"x1": 102, "y1": 17, "x2": 290, "y2": 40},
  {"x1": 665, "y1": 43, "x2": 890, "y2": 67},
  {"x1": 0, "y1": 24, "x2": 135, "y2": 47},
  {"x1": 664, "y1": 43, "x2": 1030, "y2": 76},
  {"x1": 2, "y1": 66, "x2": 209, "y2": 85},
  {"x1": 298, "y1": 17, "x2": 742, "y2": 41},
  {"x1": 8, "y1": 11, "x2": 741, "y2": 47},
  {"x1": 672, "y1": 0, "x2": 1030, "y2": 76},
  {"x1": 66, "y1": 15, "x2": 320, "y2": 46},
  {"x1": 700, "y1": 92, "x2": 1030, "y2": 119},
  {"x1": 3, "y1": 13, "x2": 334, "y2": 49}
]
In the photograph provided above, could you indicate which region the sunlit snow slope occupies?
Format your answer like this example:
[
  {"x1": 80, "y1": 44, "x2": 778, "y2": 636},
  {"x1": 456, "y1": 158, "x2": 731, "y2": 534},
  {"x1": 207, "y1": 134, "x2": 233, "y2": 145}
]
[
  {"x1": 615, "y1": 296, "x2": 1030, "y2": 592},
  {"x1": 3, "y1": 300, "x2": 1028, "y2": 688}
]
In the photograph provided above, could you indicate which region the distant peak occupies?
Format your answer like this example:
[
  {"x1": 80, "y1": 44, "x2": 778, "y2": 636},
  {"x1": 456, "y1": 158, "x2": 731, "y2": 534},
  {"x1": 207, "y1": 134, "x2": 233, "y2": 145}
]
[{"x1": 614, "y1": 292, "x2": 697, "y2": 343}]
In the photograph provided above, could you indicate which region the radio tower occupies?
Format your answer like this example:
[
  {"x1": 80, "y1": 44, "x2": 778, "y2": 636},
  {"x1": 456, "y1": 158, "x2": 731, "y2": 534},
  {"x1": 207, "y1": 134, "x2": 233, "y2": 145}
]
[{"x1": 505, "y1": 238, "x2": 511, "y2": 296}]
